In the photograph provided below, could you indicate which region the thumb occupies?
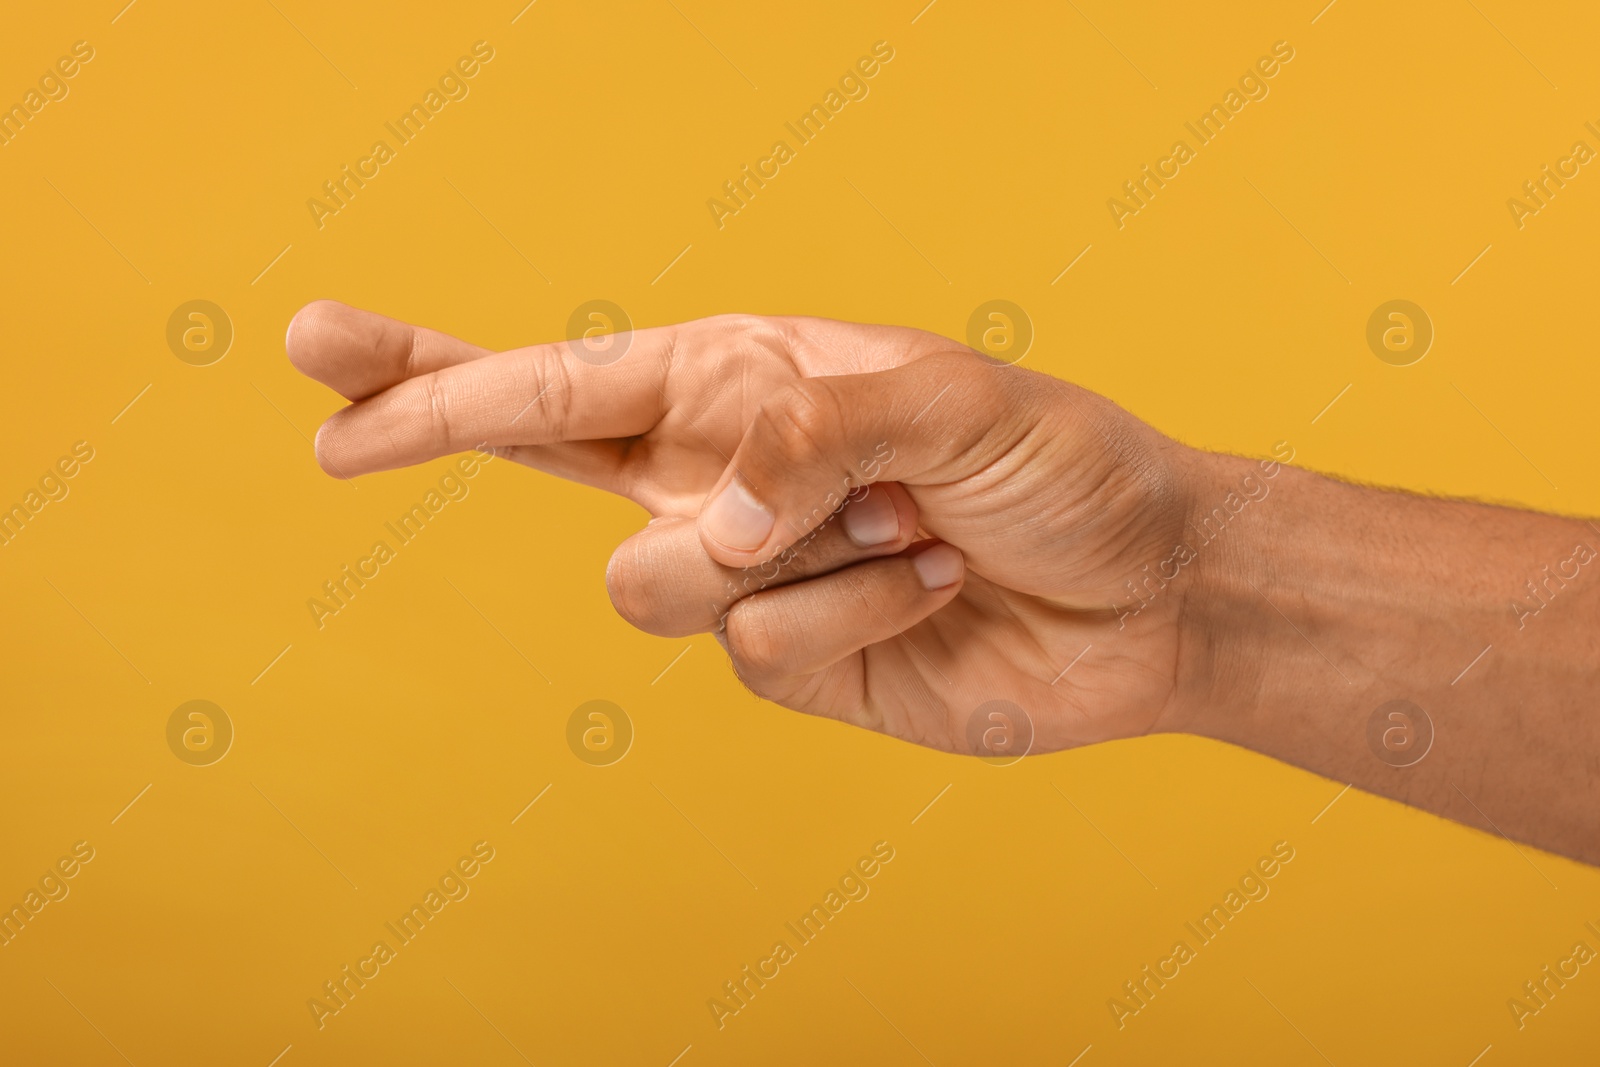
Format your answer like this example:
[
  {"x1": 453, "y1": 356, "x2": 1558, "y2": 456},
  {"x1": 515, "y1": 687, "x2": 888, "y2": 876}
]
[{"x1": 696, "y1": 349, "x2": 1045, "y2": 567}]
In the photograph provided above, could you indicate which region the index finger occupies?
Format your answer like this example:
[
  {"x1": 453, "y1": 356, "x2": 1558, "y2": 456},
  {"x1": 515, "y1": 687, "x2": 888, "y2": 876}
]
[{"x1": 312, "y1": 325, "x2": 679, "y2": 478}]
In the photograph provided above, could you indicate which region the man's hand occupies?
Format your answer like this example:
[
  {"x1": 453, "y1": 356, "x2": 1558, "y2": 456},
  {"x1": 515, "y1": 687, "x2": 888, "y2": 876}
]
[
  {"x1": 286, "y1": 302, "x2": 1207, "y2": 756},
  {"x1": 287, "y1": 301, "x2": 1600, "y2": 865}
]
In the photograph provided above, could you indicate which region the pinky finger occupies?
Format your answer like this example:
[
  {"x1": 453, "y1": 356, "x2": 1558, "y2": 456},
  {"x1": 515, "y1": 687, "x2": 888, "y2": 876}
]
[{"x1": 722, "y1": 541, "x2": 965, "y2": 686}]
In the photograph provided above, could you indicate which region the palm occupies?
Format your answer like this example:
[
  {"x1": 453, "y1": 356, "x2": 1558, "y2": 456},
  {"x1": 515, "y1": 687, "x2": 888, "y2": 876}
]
[{"x1": 773, "y1": 575, "x2": 1183, "y2": 755}]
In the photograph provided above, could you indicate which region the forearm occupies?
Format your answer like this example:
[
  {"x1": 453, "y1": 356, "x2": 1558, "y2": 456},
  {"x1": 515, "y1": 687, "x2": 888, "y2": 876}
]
[{"x1": 1173, "y1": 451, "x2": 1600, "y2": 864}]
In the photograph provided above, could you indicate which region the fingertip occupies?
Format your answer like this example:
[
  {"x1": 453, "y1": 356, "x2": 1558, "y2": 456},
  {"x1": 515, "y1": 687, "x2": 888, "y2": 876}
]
[
  {"x1": 699, "y1": 478, "x2": 776, "y2": 562},
  {"x1": 912, "y1": 541, "x2": 965, "y2": 590},
  {"x1": 285, "y1": 299, "x2": 345, "y2": 373},
  {"x1": 841, "y1": 484, "x2": 901, "y2": 547},
  {"x1": 312, "y1": 417, "x2": 351, "y2": 480}
]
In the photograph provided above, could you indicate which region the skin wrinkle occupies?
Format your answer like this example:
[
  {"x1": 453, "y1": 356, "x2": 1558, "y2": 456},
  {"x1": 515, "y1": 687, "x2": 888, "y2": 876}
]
[
  {"x1": 974, "y1": 426, "x2": 1079, "y2": 522},
  {"x1": 980, "y1": 430, "x2": 1146, "y2": 597},
  {"x1": 1094, "y1": 472, "x2": 1173, "y2": 575},
  {"x1": 654, "y1": 327, "x2": 683, "y2": 432},
  {"x1": 1157, "y1": 562, "x2": 1217, "y2": 738},
  {"x1": 862, "y1": 641, "x2": 933, "y2": 745},
  {"x1": 766, "y1": 384, "x2": 839, "y2": 485},
  {"x1": 401, "y1": 321, "x2": 421, "y2": 382},
  {"x1": 725, "y1": 592, "x2": 784, "y2": 677},
  {"x1": 960, "y1": 570, "x2": 1059, "y2": 688},
  {"x1": 932, "y1": 405, "x2": 1034, "y2": 499},
  {"x1": 423, "y1": 374, "x2": 453, "y2": 455},
  {"x1": 957, "y1": 592, "x2": 1104, "y2": 740},
  {"x1": 544, "y1": 352, "x2": 575, "y2": 447},
  {"x1": 1050, "y1": 378, "x2": 1178, "y2": 512}
]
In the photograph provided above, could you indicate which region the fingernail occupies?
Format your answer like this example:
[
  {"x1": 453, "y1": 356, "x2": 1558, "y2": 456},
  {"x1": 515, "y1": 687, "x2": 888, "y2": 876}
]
[
  {"x1": 703, "y1": 479, "x2": 774, "y2": 552},
  {"x1": 842, "y1": 488, "x2": 899, "y2": 547},
  {"x1": 914, "y1": 543, "x2": 965, "y2": 590}
]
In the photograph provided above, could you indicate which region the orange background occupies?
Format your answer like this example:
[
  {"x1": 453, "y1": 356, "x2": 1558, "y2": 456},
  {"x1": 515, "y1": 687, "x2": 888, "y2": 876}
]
[{"x1": 2, "y1": 1, "x2": 1598, "y2": 1063}]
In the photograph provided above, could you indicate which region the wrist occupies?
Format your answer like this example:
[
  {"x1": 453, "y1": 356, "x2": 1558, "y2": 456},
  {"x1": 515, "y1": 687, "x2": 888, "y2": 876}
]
[
  {"x1": 1138, "y1": 440, "x2": 1600, "y2": 865},
  {"x1": 1158, "y1": 444, "x2": 1301, "y2": 738}
]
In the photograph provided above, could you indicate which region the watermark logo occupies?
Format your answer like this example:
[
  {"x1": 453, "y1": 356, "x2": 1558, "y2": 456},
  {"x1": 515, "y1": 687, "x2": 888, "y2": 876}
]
[
  {"x1": 1366, "y1": 699, "x2": 1432, "y2": 767},
  {"x1": 1507, "y1": 923, "x2": 1600, "y2": 1031},
  {"x1": 1106, "y1": 41, "x2": 1295, "y2": 229},
  {"x1": 0, "y1": 40, "x2": 96, "y2": 150},
  {"x1": 566, "y1": 300, "x2": 632, "y2": 366},
  {"x1": 166, "y1": 700, "x2": 233, "y2": 766},
  {"x1": 964, "y1": 699, "x2": 1034, "y2": 766},
  {"x1": 1512, "y1": 542, "x2": 1595, "y2": 629},
  {"x1": 1507, "y1": 125, "x2": 1599, "y2": 230},
  {"x1": 306, "y1": 450, "x2": 495, "y2": 631},
  {"x1": 566, "y1": 700, "x2": 633, "y2": 766},
  {"x1": 1365, "y1": 299, "x2": 1432, "y2": 367},
  {"x1": 1108, "y1": 840, "x2": 1295, "y2": 1029},
  {"x1": 166, "y1": 300, "x2": 233, "y2": 366},
  {"x1": 706, "y1": 41, "x2": 896, "y2": 230},
  {"x1": 1, "y1": 841, "x2": 96, "y2": 949},
  {"x1": 306, "y1": 841, "x2": 496, "y2": 1029},
  {"x1": 1, "y1": 439, "x2": 94, "y2": 549},
  {"x1": 305, "y1": 41, "x2": 496, "y2": 230},
  {"x1": 707, "y1": 841, "x2": 895, "y2": 1029},
  {"x1": 966, "y1": 300, "x2": 1033, "y2": 366}
]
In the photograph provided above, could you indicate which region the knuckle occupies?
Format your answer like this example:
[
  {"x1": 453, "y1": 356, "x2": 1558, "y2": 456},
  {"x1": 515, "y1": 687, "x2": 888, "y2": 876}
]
[
  {"x1": 943, "y1": 348, "x2": 1004, "y2": 407},
  {"x1": 399, "y1": 323, "x2": 422, "y2": 378},
  {"x1": 723, "y1": 600, "x2": 789, "y2": 678},
  {"x1": 709, "y1": 312, "x2": 777, "y2": 340},
  {"x1": 418, "y1": 374, "x2": 453, "y2": 447},
  {"x1": 548, "y1": 357, "x2": 576, "y2": 439},
  {"x1": 606, "y1": 528, "x2": 717, "y2": 637},
  {"x1": 604, "y1": 538, "x2": 662, "y2": 633},
  {"x1": 760, "y1": 381, "x2": 838, "y2": 468},
  {"x1": 741, "y1": 316, "x2": 802, "y2": 365},
  {"x1": 523, "y1": 346, "x2": 573, "y2": 439}
]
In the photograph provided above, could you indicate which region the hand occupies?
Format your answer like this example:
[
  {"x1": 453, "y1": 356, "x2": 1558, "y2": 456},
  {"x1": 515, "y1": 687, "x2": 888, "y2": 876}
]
[
  {"x1": 286, "y1": 302, "x2": 1209, "y2": 756},
  {"x1": 287, "y1": 300, "x2": 1600, "y2": 863}
]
